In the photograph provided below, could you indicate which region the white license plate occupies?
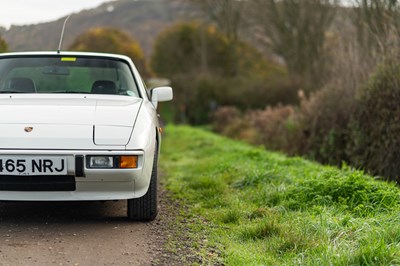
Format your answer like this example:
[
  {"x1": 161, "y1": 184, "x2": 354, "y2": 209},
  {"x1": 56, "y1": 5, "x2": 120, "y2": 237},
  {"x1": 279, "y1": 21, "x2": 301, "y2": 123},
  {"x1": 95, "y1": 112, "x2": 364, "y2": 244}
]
[{"x1": 0, "y1": 156, "x2": 67, "y2": 175}]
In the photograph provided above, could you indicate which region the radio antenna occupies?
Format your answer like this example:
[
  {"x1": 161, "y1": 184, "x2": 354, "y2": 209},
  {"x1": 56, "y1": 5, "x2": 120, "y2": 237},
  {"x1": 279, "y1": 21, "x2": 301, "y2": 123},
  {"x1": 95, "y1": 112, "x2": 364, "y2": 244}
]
[{"x1": 57, "y1": 15, "x2": 70, "y2": 54}]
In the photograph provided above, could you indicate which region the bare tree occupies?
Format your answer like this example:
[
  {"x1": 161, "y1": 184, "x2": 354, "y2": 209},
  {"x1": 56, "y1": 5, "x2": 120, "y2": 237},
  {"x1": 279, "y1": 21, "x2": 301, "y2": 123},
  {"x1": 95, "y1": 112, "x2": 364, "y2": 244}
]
[
  {"x1": 250, "y1": 0, "x2": 338, "y2": 90},
  {"x1": 192, "y1": 0, "x2": 245, "y2": 43},
  {"x1": 353, "y1": 0, "x2": 400, "y2": 55},
  {"x1": 192, "y1": 0, "x2": 246, "y2": 76}
]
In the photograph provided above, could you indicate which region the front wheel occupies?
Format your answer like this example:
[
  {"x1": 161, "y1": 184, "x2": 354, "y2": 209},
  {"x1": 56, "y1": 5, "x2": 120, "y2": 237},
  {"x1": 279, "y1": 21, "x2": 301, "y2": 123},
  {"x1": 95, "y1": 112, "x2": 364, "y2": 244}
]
[{"x1": 127, "y1": 142, "x2": 158, "y2": 221}]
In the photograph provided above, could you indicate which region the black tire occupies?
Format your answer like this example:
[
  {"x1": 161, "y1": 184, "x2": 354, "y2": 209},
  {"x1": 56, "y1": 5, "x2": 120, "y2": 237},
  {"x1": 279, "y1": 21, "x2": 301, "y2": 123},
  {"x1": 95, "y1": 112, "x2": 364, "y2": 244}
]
[{"x1": 127, "y1": 142, "x2": 158, "y2": 221}]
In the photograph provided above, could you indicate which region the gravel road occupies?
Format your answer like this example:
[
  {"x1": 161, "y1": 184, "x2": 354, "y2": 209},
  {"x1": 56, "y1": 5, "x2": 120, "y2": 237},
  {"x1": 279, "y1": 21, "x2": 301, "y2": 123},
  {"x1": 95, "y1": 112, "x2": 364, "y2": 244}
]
[{"x1": 0, "y1": 199, "x2": 167, "y2": 266}]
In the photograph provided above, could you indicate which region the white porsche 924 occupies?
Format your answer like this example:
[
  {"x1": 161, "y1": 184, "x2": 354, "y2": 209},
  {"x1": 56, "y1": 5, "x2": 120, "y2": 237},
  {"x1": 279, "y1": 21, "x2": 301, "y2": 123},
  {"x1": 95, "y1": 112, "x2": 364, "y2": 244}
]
[{"x1": 0, "y1": 51, "x2": 173, "y2": 221}]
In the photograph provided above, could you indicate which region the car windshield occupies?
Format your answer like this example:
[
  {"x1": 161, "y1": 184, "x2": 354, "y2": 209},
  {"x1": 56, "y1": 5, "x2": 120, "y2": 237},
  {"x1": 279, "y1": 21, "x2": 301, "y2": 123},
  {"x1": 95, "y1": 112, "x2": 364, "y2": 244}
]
[{"x1": 0, "y1": 56, "x2": 140, "y2": 97}]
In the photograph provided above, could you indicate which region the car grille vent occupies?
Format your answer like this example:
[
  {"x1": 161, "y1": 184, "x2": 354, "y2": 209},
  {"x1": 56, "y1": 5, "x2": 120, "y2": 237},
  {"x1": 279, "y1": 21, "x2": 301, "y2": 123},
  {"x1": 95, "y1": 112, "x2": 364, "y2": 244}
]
[{"x1": 0, "y1": 175, "x2": 76, "y2": 191}]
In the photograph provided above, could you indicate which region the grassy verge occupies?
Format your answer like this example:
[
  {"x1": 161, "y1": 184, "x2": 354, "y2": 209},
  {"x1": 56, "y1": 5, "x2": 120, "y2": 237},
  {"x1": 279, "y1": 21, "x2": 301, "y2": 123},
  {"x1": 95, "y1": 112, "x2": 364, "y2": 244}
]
[{"x1": 160, "y1": 125, "x2": 400, "y2": 265}]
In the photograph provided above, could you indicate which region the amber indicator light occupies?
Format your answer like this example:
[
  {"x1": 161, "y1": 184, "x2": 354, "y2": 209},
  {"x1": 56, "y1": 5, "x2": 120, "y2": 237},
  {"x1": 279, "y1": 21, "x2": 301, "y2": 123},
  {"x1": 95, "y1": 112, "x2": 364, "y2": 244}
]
[{"x1": 119, "y1": 156, "x2": 138, "y2": 168}]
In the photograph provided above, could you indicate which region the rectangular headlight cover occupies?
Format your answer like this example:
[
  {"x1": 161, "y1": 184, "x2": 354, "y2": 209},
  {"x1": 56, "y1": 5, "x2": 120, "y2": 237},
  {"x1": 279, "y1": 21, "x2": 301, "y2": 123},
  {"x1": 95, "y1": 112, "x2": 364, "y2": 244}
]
[
  {"x1": 89, "y1": 156, "x2": 114, "y2": 168},
  {"x1": 86, "y1": 155, "x2": 138, "y2": 169}
]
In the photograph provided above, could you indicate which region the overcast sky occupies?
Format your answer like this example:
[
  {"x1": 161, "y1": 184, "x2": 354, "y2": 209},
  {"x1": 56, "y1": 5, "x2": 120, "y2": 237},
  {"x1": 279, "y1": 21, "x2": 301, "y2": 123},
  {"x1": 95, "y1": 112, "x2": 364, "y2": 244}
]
[{"x1": 0, "y1": 0, "x2": 115, "y2": 28}]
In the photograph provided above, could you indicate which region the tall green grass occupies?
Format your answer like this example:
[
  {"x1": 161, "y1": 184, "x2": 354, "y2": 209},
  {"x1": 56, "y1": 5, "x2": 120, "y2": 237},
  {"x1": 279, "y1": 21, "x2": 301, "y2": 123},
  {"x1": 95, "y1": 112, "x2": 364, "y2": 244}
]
[{"x1": 160, "y1": 125, "x2": 400, "y2": 265}]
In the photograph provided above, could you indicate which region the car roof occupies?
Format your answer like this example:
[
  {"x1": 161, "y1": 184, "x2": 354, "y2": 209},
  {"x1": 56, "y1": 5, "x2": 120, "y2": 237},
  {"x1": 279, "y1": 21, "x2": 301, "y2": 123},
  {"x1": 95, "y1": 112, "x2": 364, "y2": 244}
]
[{"x1": 0, "y1": 51, "x2": 132, "y2": 61}]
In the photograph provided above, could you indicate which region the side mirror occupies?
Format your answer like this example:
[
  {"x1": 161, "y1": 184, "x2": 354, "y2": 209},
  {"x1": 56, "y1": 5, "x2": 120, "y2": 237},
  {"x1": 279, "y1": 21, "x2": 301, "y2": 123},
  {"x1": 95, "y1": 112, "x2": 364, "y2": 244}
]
[{"x1": 151, "y1": 86, "x2": 173, "y2": 108}]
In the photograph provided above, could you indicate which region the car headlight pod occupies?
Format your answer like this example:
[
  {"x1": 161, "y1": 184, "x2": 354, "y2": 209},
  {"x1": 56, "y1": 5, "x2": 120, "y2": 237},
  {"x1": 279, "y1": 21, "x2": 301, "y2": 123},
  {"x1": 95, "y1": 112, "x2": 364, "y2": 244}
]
[{"x1": 86, "y1": 155, "x2": 138, "y2": 169}]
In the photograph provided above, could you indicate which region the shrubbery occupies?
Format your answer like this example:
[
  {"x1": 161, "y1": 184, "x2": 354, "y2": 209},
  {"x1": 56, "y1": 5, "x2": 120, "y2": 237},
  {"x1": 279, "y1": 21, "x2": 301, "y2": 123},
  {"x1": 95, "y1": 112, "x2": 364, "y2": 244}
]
[
  {"x1": 348, "y1": 63, "x2": 400, "y2": 181},
  {"x1": 292, "y1": 86, "x2": 355, "y2": 165},
  {"x1": 213, "y1": 61, "x2": 400, "y2": 181}
]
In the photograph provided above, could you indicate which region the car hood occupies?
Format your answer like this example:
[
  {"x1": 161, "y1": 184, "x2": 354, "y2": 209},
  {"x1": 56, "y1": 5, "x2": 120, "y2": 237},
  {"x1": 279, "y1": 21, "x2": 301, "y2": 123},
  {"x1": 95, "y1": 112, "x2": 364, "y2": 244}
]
[{"x1": 0, "y1": 95, "x2": 142, "y2": 149}]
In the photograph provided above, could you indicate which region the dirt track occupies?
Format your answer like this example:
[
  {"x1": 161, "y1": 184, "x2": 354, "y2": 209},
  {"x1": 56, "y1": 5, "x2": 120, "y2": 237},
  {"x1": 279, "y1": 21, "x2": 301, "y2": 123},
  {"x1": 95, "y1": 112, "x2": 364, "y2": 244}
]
[{"x1": 0, "y1": 199, "x2": 166, "y2": 266}]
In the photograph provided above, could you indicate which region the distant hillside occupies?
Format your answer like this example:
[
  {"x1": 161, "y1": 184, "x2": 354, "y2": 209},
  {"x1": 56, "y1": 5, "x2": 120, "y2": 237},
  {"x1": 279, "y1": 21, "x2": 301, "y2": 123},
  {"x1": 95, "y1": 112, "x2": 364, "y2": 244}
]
[{"x1": 0, "y1": 0, "x2": 200, "y2": 57}]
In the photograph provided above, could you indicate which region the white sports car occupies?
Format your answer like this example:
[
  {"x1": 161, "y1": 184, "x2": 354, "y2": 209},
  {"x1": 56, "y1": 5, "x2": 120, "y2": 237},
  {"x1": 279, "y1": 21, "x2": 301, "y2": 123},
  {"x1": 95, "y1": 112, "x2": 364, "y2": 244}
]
[{"x1": 0, "y1": 51, "x2": 172, "y2": 221}]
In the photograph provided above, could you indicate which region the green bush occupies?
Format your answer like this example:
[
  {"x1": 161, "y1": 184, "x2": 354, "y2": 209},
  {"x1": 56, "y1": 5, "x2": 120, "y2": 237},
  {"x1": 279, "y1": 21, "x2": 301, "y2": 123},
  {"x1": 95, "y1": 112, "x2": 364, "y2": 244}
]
[
  {"x1": 292, "y1": 86, "x2": 356, "y2": 165},
  {"x1": 348, "y1": 63, "x2": 400, "y2": 181},
  {"x1": 151, "y1": 22, "x2": 235, "y2": 78}
]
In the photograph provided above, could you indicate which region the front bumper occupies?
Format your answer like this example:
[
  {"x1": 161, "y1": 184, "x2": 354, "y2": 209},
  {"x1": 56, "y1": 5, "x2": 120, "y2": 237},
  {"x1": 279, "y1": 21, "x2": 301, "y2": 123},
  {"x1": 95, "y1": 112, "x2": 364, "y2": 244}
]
[{"x1": 0, "y1": 149, "x2": 149, "y2": 201}]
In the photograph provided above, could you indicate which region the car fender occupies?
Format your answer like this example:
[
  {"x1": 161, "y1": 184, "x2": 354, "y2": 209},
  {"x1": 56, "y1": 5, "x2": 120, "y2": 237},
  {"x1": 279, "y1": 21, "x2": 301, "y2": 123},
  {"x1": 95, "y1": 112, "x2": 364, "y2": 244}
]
[{"x1": 126, "y1": 100, "x2": 158, "y2": 197}]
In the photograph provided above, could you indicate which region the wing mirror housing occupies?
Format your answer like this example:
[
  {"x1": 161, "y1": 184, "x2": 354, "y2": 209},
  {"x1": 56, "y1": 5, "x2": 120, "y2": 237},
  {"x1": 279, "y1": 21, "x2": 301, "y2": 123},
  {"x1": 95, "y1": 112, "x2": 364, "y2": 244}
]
[{"x1": 151, "y1": 86, "x2": 173, "y2": 108}]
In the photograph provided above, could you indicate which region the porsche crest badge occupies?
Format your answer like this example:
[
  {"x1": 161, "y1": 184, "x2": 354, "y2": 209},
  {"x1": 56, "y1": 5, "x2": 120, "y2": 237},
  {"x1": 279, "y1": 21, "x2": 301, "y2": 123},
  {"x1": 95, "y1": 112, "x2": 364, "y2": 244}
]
[{"x1": 24, "y1": 127, "x2": 33, "y2": 133}]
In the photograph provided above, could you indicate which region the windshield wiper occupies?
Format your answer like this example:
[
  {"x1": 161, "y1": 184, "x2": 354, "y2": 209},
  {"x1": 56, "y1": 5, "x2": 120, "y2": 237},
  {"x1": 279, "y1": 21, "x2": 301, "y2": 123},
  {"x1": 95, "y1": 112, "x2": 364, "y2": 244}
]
[
  {"x1": 49, "y1": 91, "x2": 88, "y2": 94},
  {"x1": 0, "y1": 90, "x2": 25, "y2": 93},
  {"x1": 64, "y1": 91, "x2": 88, "y2": 94}
]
